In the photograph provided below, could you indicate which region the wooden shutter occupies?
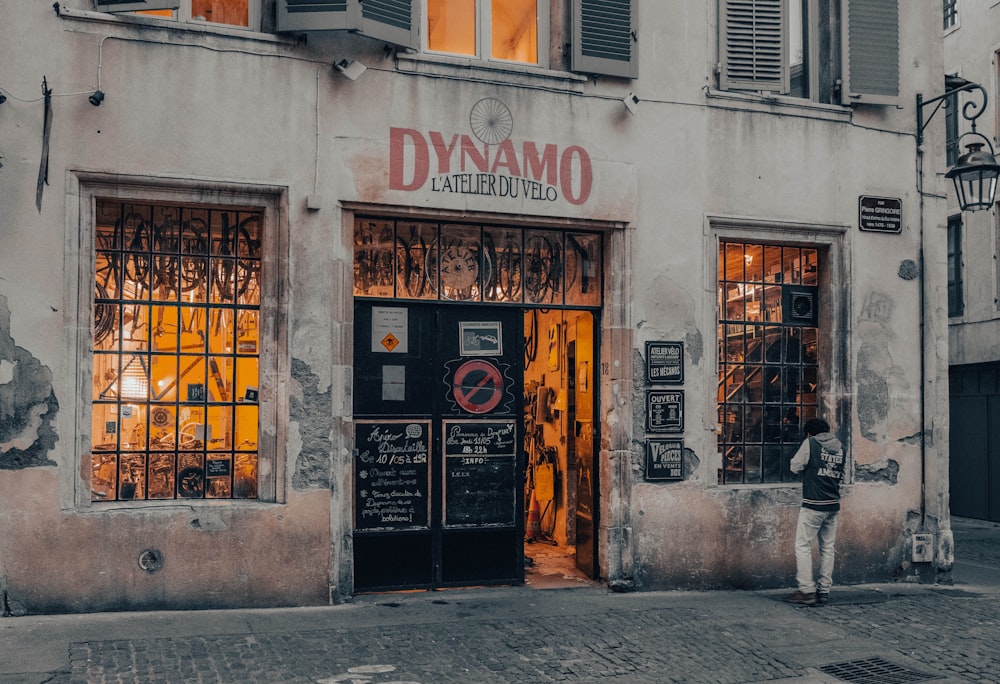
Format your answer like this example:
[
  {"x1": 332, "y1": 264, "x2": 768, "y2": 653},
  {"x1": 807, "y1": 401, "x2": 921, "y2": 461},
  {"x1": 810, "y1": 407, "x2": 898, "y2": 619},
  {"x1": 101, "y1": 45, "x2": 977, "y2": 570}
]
[
  {"x1": 277, "y1": 0, "x2": 355, "y2": 32},
  {"x1": 841, "y1": 0, "x2": 898, "y2": 105},
  {"x1": 93, "y1": 0, "x2": 179, "y2": 11},
  {"x1": 719, "y1": 0, "x2": 787, "y2": 94},
  {"x1": 359, "y1": 0, "x2": 418, "y2": 49},
  {"x1": 571, "y1": 0, "x2": 637, "y2": 78}
]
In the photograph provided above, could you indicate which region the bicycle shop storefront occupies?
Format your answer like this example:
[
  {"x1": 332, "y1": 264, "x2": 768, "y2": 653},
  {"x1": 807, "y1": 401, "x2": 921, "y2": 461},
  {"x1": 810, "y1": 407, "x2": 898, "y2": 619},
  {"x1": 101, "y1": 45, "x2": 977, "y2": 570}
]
[{"x1": 351, "y1": 215, "x2": 604, "y2": 590}]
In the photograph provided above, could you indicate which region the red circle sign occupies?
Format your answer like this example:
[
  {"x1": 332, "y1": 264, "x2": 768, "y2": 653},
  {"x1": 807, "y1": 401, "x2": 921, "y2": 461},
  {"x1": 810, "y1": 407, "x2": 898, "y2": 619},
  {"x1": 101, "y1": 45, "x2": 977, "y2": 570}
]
[{"x1": 452, "y1": 360, "x2": 504, "y2": 414}]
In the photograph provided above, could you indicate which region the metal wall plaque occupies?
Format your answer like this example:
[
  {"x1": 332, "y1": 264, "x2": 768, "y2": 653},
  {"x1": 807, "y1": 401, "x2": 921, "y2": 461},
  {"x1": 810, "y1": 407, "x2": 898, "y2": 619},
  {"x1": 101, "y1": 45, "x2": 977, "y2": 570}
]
[
  {"x1": 645, "y1": 341, "x2": 684, "y2": 384},
  {"x1": 645, "y1": 439, "x2": 684, "y2": 481},
  {"x1": 859, "y1": 196, "x2": 902, "y2": 233},
  {"x1": 646, "y1": 390, "x2": 684, "y2": 433}
]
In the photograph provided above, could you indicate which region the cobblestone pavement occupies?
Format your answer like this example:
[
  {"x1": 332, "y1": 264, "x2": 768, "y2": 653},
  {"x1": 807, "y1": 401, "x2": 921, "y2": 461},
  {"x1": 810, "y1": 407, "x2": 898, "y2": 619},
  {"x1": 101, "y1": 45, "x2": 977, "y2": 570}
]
[{"x1": 2, "y1": 517, "x2": 997, "y2": 684}]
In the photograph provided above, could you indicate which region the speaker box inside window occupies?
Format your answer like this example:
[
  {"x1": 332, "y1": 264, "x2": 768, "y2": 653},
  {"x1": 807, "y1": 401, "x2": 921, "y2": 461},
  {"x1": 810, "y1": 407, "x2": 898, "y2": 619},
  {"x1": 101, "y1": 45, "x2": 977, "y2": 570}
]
[{"x1": 782, "y1": 285, "x2": 818, "y2": 326}]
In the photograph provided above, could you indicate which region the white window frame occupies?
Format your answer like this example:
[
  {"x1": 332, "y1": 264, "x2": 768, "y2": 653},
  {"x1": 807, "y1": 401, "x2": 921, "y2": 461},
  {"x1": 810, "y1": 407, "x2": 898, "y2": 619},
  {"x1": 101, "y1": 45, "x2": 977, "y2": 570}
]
[
  {"x1": 100, "y1": 0, "x2": 262, "y2": 31},
  {"x1": 69, "y1": 173, "x2": 289, "y2": 508},
  {"x1": 423, "y1": 0, "x2": 551, "y2": 70}
]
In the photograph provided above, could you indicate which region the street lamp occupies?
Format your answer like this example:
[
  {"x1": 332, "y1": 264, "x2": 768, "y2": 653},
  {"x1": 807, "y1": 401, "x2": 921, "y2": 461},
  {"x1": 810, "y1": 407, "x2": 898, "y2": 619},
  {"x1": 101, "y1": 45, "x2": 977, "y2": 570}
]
[{"x1": 917, "y1": 79, "x2": 1000, "y2": 212}]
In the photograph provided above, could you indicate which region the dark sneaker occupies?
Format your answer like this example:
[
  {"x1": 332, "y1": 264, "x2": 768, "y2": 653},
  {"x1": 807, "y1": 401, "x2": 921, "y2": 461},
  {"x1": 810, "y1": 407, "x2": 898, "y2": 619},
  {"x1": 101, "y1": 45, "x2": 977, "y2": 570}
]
[
  {"x1": 785, "y1": 590, "x2": 817, "y2": 606},
  {"x1": 816, "y1": 593, "x2": 830, "y2": 605}
]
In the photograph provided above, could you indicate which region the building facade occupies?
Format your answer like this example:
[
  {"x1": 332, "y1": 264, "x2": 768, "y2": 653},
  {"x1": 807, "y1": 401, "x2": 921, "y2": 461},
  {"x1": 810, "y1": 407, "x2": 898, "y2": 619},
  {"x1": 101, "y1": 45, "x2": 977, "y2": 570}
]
[
  {"x1": 0, "y1": 0, "x2": 953, "y2": 614},
  {"x1": 942, "y1": 0, "x2": 1000, "y2": 524}
]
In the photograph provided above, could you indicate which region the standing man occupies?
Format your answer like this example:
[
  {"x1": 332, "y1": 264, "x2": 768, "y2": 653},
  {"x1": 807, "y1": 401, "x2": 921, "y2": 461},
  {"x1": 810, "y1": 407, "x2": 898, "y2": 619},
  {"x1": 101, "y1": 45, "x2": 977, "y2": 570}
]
[{"x1": 786, "y1": 417, "x2": 845, "y2": 606}]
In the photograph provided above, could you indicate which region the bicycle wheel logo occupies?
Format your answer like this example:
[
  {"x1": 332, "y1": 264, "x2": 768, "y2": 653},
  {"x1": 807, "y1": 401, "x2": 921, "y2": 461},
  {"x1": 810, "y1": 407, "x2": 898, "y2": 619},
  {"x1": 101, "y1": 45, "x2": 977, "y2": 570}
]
[{"x1": 470, "y1": 98, "x2": 513, "y2": 145}]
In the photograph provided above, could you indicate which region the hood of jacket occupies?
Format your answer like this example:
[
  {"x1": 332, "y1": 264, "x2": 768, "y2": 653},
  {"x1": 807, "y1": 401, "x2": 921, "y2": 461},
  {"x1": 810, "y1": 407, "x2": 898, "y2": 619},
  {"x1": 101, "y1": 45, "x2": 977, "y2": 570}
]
[{"x1": 813, "y1": 431, "x2": 842, "y2": 452}]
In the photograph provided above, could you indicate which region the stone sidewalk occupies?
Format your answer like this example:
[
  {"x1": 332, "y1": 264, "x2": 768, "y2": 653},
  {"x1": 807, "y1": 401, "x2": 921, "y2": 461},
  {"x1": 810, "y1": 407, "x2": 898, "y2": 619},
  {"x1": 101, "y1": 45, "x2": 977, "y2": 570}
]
[{"x1": 1, "y1": 517, "x2": 997, "y2": 684}]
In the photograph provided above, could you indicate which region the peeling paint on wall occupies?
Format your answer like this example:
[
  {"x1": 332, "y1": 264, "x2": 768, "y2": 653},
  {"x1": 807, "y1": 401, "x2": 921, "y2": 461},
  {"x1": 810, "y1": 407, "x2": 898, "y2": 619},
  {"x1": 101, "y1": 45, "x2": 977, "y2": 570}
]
[
  {"x1": 854, "y1": 458, "x2": 899, "y2": 484},
  {"x1": 0, "y1": 296, "x2": 58, "y2": 469},
  {"x1": 856, "y1": 292, "x2": 896, "y2": 442},
  {"x1": 290, "y1": 357, "x2": 332, "y2": 490},
  {"x1": 685, "y1": 329, "x2": 703, "y2": 366}
]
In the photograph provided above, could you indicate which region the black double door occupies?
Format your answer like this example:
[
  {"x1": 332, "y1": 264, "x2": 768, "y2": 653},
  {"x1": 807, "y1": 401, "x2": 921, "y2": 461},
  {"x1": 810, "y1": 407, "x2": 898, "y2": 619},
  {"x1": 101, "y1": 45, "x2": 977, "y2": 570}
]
[{"x1": 353, "y1": 301, "x2": 525, "y2": 590}]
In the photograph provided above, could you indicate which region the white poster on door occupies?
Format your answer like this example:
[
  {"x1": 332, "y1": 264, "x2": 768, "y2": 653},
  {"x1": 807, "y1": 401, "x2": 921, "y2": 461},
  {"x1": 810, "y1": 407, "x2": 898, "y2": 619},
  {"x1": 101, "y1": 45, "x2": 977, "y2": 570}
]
[{"x1": 372, "y1": 306, "x2": 409, "y2": 353}]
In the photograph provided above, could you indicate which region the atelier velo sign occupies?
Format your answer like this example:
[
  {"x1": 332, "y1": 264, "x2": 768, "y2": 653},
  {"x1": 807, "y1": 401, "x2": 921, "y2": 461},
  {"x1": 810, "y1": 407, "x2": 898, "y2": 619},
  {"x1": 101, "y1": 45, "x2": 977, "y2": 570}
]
[
  {"x1": 645, "y1": 341, "x2": 684, "y2": 384},
  {"x1": 858, "y1": 196, "x2": 902, "y2": 233}
]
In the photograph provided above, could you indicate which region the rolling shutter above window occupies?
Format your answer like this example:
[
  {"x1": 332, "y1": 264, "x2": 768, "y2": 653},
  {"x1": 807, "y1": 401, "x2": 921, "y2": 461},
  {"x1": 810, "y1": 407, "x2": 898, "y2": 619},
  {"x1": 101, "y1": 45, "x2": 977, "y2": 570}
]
[
  {"x1": 719, "y1": 0, "x2": 787, "y2": 94},
  {"x1": 277, "y1": 0, "x2": 418, "y2": 49},
  {"x1": 841, "y1": 0, "x2": 898, "y2": 105},
  {"x1": 93, "y1": 0, "x2": 179, "y2": 11},
  {"x1": 571, "y1": 0, "x2": 637, "y2": 79}
]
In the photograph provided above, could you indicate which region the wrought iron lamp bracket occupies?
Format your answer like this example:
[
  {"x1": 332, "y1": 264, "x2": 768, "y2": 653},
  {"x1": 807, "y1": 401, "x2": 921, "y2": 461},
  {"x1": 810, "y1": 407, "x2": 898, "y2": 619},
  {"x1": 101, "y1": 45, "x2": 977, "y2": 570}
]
[{"x1": 917, "y1": 81, "x2": 990, "y2": 149}]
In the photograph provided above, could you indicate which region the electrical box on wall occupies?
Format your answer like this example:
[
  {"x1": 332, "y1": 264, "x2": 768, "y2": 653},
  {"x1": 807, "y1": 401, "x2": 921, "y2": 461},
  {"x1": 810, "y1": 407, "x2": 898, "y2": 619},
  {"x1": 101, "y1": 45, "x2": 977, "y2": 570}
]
[{"x1": 912, "y1": 533, "x2": 934, "y2": 563}]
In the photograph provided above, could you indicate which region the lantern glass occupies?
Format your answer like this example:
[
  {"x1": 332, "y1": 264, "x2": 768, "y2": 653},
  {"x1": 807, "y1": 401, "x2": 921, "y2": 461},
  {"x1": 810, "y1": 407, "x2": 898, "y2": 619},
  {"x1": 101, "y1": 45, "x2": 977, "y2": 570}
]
[{"x1": 946, "y1": 142, "x2": 1000, "y2": 212}]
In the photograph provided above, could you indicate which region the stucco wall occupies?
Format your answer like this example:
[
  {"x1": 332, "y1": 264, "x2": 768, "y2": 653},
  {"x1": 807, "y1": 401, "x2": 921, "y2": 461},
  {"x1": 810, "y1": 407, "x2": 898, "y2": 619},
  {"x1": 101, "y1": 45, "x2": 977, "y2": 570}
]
[{"x1": 0, "y1": 2, "x2": 950, "y2": 611}]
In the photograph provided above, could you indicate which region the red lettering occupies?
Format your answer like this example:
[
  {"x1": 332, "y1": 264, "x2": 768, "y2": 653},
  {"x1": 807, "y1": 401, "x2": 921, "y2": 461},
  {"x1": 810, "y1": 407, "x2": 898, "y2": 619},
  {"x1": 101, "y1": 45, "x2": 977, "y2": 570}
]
[
  {"x1": 429, "y1": 132, "x2": 459, "y2": 174},
  {"x1": 491, "y1": 139, "x2": 521, "y2": 176},
  {"x1": 523, "y1": 142, "x2": 558, "y2": 186},
  {"x1": 460, "y1": 135, "x2": 490, "y2": 172},
  {"x1": 560, "y1": 146, "x2": 592, "y2": 205},
  {"x1": 389, "y1": 128, "x2": 429, "y2": 191}
]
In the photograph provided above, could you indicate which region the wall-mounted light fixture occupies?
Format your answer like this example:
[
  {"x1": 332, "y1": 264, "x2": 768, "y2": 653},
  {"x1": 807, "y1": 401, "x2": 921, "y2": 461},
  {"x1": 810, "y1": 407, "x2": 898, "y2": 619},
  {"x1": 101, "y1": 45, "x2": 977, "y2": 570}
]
[
  {"x1": 88, "y1": 89, "x2": 105, "y2": 106},
  {"x1": 623, "y1": 91, "x2": 639, "y2": 116},
  {"x1": 918, "y1": 77, "x2": 1000, "y2": 212},
  {"x1": 334, "y1": 58, "x2": 367, "y2": 81}
]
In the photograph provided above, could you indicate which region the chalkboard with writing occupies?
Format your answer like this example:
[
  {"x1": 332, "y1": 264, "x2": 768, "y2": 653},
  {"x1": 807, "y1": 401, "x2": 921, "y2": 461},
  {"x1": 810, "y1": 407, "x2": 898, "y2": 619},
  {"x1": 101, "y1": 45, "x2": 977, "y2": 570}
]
[
  {"x1": 355, "y1": 421, "x2": 431, "y2": 531},
  {"x1": 443, "y1": 420, "x2": 517, "y2": 527}
]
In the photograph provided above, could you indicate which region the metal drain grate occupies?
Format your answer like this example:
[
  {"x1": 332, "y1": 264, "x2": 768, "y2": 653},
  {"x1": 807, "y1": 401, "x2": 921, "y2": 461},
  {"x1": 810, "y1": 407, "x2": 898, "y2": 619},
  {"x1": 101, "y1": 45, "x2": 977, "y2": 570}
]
[{"x1": 819, "y1": 656, "x2": 942, "y2": 684}]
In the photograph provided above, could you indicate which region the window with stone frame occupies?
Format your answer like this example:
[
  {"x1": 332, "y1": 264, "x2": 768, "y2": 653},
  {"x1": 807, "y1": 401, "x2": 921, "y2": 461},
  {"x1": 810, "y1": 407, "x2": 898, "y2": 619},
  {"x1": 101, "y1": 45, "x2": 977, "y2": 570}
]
[
  {"x1": 717, "y1": 241, "x2": 820, "y2": 484},
  {"x1": 90, "y1": 199, "x2": 271, "y2": 502}
]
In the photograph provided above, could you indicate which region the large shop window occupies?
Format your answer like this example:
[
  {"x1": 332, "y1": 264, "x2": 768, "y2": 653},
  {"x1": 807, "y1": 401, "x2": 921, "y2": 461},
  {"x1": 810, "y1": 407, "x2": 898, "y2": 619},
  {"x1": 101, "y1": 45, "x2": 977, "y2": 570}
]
[
  {"x1": 718, "y1": 0, "x2": 899, "y2": 105},
  {"x1": 353, "y1": 218, "x2": 602, "y2": 307},
  {"x1": 90, "y1": 201, "x2": 263, "y2": 501},
  {"x1": 718, "y1": 241, "x2": 820, "y2": 484}
]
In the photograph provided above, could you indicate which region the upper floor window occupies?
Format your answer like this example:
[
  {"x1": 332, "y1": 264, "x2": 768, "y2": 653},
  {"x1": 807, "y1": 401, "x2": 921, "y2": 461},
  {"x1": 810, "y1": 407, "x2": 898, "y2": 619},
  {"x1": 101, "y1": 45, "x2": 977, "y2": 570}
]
[
  {"x1": 96, "y1": 0, "x2": 255, "y2": 28},
  {"x1": 946, "y1": 90, "x2": 960, "y2": 166},
  {"x1": 97, "y1": 0, "x2": 636, "y2": 78},
  {"x1": 273, "y1": 0, "x2": 637, "y2": 78},
  {"x1": 948, "y1": 214, "x2": 964, "y2": 317},
  {"x1": 426, "y1": 0, "x2": 545, "y2": 66},
  {"x1": 943, "y1": 0, "x2": 958, "y2": 30},
  {"x1": 718, "y1": 0, "x2": 899, "y2": 106}
]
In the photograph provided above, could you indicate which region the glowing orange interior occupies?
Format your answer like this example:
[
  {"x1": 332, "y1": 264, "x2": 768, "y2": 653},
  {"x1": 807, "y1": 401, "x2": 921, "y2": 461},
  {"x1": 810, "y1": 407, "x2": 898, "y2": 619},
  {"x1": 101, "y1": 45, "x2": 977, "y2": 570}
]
[{"x1": 427, "y1": 0, "x2": 537, "y2": 63}]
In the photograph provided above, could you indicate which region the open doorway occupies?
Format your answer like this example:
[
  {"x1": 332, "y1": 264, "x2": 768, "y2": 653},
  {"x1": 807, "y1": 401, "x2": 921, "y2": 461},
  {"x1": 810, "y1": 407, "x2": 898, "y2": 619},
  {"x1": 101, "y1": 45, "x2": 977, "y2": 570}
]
[{"x1": 523, "y1": 308, "x2": 598, "y2": 587}]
